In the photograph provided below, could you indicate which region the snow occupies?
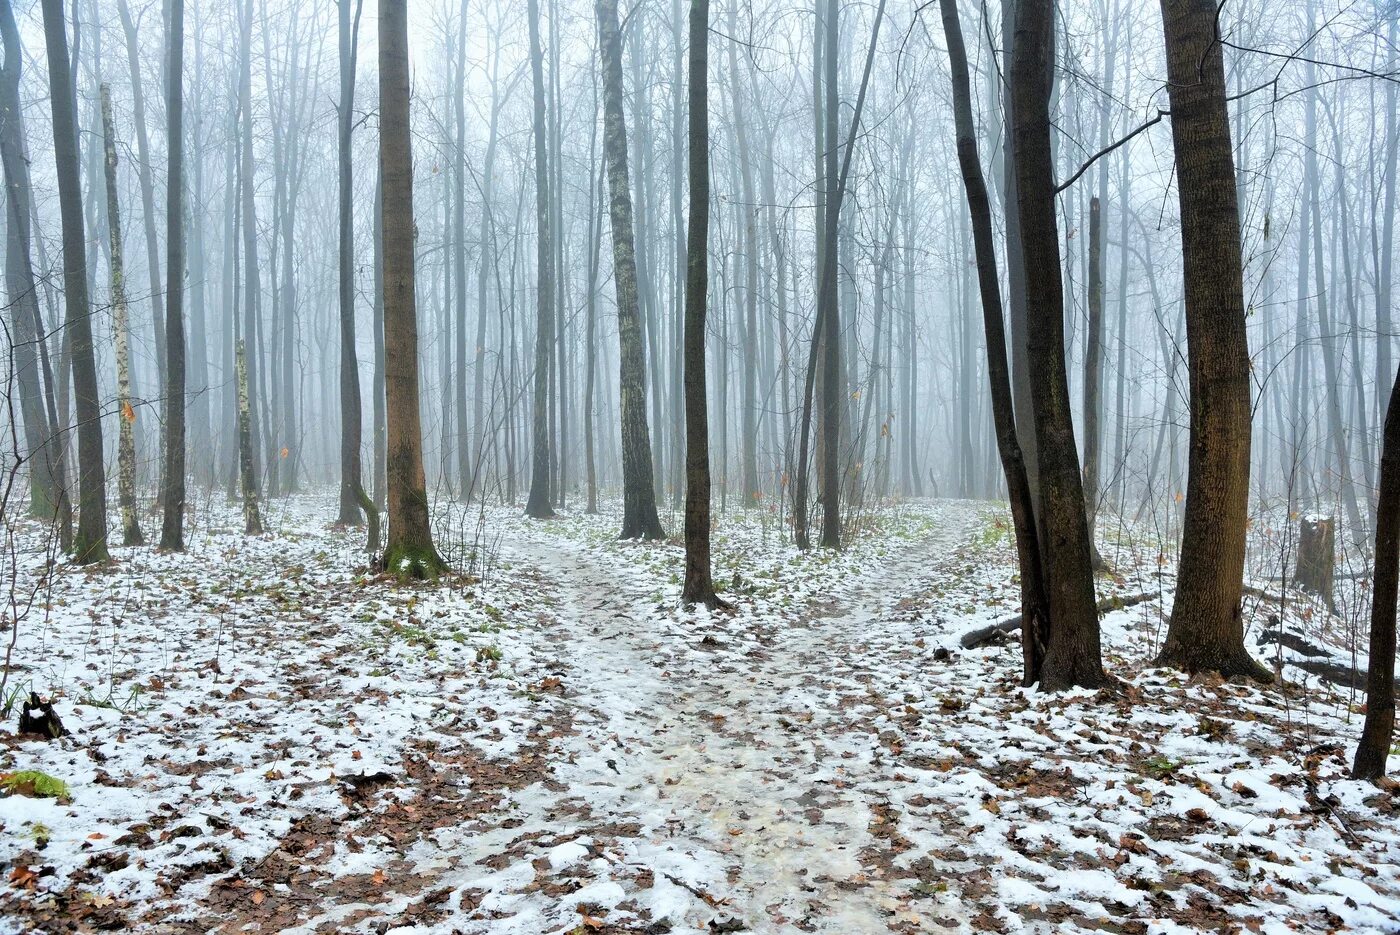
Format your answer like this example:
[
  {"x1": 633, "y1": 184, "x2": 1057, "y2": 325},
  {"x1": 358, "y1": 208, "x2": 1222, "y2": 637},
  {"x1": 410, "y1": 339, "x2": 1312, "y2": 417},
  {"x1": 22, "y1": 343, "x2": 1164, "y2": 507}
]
[{"x1": 0, "y1": 492, "x2": 1398, "y2": 933}]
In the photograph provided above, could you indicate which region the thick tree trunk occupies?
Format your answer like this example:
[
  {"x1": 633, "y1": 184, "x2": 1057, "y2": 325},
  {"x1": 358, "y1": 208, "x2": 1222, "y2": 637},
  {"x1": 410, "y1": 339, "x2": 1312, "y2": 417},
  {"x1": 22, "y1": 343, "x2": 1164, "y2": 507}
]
[
  {"x1": 41, "y1": 0, "x2": 108, "y2": 564},
  {"x1": 596, "y1": 0, "x2": 665, "y2": 541},
  {"x1": 1009, "y1": 0, "x2": 1103, "y2": 690},
  {"x1": 1354, "y1": 362, "x2": 1400, "y2": 779},
  {"x1": 159, "y1": 0, "x2": 186, "y2": 551},
  {"x1": 99, "y1": 85, "x2": 143, "y2": 547},
  {"x1": 1154, "y1": 0, "x2": 1271, "y2": 681},
  {"x1": 379, "y1": 0, "x2": 443, "y2": 576},
  {"x1": 1295, "y1": 516, "x2": 1336, "y2": 602},
  {"x1": 523, "y1": 0, "x2": 555, "y2": 519}
]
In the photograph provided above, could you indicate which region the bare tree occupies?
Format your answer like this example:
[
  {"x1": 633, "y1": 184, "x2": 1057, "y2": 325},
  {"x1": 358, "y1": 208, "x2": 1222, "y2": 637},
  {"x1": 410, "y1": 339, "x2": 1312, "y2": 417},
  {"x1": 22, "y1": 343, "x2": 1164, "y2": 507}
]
[
  {"x1": 1154, "y1": 0, "x2": 1271, "y2": 682},
  {"x1": 159, "y1": 0, "x2": 187, "y2": 551},
  {"x1": 524, "y1": 0, "x2": 556, "y2": 519},
  {"x1": 99, "y1": 85, "x2": 143, "y2": 547},
  {"x1": 1009, "y1": 0, "x2": 1103, "y2": 689},
  {"x1": 41, "y1": 0, "x2": 108, "y2": 564},
  {"x1": 681, "y1": 0, "x2": 723, "y2": 608},
  {"x1": 596, "y1": 0, "x2": 665, "y2": 541}
]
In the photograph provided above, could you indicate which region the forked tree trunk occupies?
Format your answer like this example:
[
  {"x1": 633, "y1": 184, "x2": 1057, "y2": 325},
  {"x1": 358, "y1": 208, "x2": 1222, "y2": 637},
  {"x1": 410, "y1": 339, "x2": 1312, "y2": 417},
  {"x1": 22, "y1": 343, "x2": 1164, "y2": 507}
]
[
  {"x1": 681, "y1": 0, "x2": 723, "y2": 608},
  {"x1": 379, "y1": 0, "x2": 443, "y2": 576},
  {"x1": 1354, "y1": 362, "x2": 1400, "y2": 779},
  {"x1": 41, "y1": 0, "x2": 108, "y2": 564},
  {"x1": 938, "y1": 0, "x2": 1049, "y2": 686},
  {"x1": 596, "y1": 0, "x2": 665, "y2": 541},
  {"x1": 1154, "y1": 0, "x2": 1271, "y2": 681},
  {"x1": 159, "y1": 0, "x2": 187, "y2": 551},
  {"x1": 100, "y1": 84, "x2": 143, "y2": 547},
  {"x1": 523, "y1": 0, "x2": 555, "y2": 520},
  {"x1": 1009, "y1": 0, "x2": 1103, "y2": 690}
]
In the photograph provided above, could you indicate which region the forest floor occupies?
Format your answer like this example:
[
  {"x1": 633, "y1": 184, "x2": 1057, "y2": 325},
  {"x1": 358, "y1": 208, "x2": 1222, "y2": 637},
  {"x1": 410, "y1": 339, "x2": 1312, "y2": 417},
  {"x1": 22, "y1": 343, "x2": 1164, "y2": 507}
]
[{"x1": 1, "y1": 493, "x2": 1398, "y2": 934}]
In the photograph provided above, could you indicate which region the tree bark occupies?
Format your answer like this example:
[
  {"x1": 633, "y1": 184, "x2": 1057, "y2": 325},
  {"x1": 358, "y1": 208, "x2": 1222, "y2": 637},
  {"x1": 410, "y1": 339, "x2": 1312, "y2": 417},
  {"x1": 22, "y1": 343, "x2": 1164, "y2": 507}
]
[
  {"x1": 0, "y1": 0, "x2": 61, "y2": 521},
  {"x1": 235, "y1": 339, "x2": 263, "y2": 535},
  {"x1": 523, "y1": 0, "x2": 556, "y2": 519},
  {"x1": 1354, "y1": 361, "x2": 1400, "y2": 779},
  {"x1": 1009, "y1": 0, "x2": 1103, "y2": 690},
  {"x1": 596, "y1": 0, "x2": 665, "y2": 540},
  {"x1": 939, "y1": 0, "x2": 1049, "y2": 686},
  {"x1": 1154, "y1": 0, "x2": 1271, "y2": 681},
  {"x1": 159, "y1": 0, "x2": 186, "y2": 551},
  {"x1": 681, "y1": 0, "x2": 723, "y2": 608},
  {"x1": 99, "y1": 84, "x2": 143, "y2": 547},
  {"x1": 379, "y1": 0, "x2": 444, "y2": 576},
  {"x1": 41, "y1": 0, "x2": 108, "y2": 564}
]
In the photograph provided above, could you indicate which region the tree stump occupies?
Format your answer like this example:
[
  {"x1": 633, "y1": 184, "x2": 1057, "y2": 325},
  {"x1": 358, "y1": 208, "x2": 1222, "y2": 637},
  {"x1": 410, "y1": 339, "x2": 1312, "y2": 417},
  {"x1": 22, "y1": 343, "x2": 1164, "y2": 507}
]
[{"x1": 1295, "y1": 516, "x2": 1335, "y2": 603}]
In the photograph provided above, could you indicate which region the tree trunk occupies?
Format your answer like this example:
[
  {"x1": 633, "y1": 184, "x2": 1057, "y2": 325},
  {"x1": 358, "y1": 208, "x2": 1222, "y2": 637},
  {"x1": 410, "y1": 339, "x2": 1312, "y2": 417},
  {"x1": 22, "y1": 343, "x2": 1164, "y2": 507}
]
[
  {"x1": 159, "y1": 0, "x2": 186, "y2": 551},
  {"x1": 236, "y1": 339, "x2": 263, "y2": 535},
  {"x1": 939, "y1": 0, "x2": 1050, "y2": 687},
  {"x1": 0, "y1": 0, "x2": 61, "y2": 521},
  {"x1": 681, "y1": 0, "x2": 722, "y2": 608},
  {"x1": 1082, "y1": 196, "x2": 1106, "y2": 570},
  {"x1": 523, "y1": 0, "x2": 555, "y2": 519},
  {"x1": 1009, "y1": 0, "x2": 1103, "y2": 690},
  {"x1": 596, "y1": 0, "x2": 665, "y2": 540},
  {"x1": 41, "y1": 0, "x2": 108, "y2": 564},
  {"x1": 1354, "y1": 362, "x2": 1400, "y2": 780},
  {"x1": 379, "y1": 0, "x2": 443, "y2": 576},
  {"x1": 1154, "y1": 0, "x2": 1271, "y2": 681},
  {"x1": 100, "y1": 85, "x2": 144, "y2": 547}
]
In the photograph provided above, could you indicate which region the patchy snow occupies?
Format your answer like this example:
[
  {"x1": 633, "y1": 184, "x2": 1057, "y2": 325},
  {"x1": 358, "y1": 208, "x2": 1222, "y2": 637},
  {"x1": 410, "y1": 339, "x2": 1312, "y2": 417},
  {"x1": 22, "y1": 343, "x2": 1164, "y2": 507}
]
[{"x1": 0, "y1": 493, "x2": 1397, "y2": 934}]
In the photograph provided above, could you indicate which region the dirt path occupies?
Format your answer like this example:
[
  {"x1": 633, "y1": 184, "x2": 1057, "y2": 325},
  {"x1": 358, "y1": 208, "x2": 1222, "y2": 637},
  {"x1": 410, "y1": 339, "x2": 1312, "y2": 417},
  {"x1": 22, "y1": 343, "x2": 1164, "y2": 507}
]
[{"x1": 503, "y1": 502, "x2": 983, "y2": 932}]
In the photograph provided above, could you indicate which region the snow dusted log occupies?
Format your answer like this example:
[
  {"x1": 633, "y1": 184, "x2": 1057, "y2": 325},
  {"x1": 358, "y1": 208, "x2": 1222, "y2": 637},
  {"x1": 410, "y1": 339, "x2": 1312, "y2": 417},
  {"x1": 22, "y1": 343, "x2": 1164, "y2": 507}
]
[
  {"x1": 960, "y1": 591, "x2": 1159, "y2": 649},
  {"x1": 1295, "y1": 516, "x2": 1335, "y2": 602}
]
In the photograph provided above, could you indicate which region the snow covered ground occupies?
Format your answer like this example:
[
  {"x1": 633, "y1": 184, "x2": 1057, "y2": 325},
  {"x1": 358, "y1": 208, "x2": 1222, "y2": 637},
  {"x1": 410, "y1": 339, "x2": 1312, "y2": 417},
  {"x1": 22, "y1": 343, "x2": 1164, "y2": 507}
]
[{"x1": 1, "y1": 493, "x2": 1398, "y2": 933}]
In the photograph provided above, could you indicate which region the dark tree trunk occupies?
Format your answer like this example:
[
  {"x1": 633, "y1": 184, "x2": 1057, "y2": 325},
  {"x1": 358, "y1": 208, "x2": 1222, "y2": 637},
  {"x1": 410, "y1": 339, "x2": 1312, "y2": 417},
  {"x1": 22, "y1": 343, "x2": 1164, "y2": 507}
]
[
  {"x1": 1354, "y1": 362, "x2": 1400, "y2": 780},
  {"x1": 0, "y1": 0, "x2": 60, "y2": 521},
  {"x1": 1295, "y1": 516, "x2": 1336, "y2": 602},
  {"x1": 159, "y1": 0, "x2": 186, "y2": 551},
  {"x1": 379, "y1": 0, "x2": 443, "y2": 576},
  {"x1": 335, "y1": 0, "x2": 377, "y2": 552},
  {"x1": 523, "y1": 0, "x2": 555, "y2": 519},
  {"x1": 1154, "y1": 0, "x2": 1271, "y2": 681},
  {"x1": 1082, "y1": 196, "x2": 1106, "y2": 570},
  {"x1": 939, "y1": 0, "x2": 1049, "y2": 687},
  {"x1": 596, "y1": 0, "x2": 665, "y2": 540},
  {"x1": 41, "y1": 0, "x2": 108, "y2": 564},
  {"x1": 1009, "y1": 0, "x2": 1103, "y2": 690},
  {"x1": 681, "y1": 0, "x2": 722, "y2": 608}
]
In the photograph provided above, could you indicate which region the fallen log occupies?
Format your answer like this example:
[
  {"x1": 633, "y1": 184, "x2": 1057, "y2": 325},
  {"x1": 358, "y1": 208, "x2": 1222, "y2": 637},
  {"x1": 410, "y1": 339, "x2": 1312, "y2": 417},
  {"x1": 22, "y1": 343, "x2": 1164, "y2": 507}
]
[{"x1": 960, "y1": 591, "x2": 1160, "y2": 649}]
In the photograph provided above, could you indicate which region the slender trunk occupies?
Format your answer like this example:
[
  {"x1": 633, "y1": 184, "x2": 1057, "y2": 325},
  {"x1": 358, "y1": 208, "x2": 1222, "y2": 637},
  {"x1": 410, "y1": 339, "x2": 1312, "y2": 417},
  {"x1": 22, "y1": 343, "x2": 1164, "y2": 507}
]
[
  {"x1": 681, "y1": 0, "x2": 722, "y2": 607},
  {"x1": 41, "y1": 0, "x2": 108, "y2": 563},
  {"x1": 1354, "y1": 360, "x2": 1400, "y2": 779},
  {"x1": 100, "y1": 85, "x2": 143, "y2": 546},
  {"x1": 523, "y1": 0, "x2": 555, "y2": 518},
  {"x1": 597, "y1": 0, "x2": 665, "y2": 540}
]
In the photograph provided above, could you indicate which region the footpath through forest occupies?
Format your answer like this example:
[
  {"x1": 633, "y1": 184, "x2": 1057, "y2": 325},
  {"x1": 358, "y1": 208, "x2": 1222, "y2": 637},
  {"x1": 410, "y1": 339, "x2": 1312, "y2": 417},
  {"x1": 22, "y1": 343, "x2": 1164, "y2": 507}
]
[{"x1": 1, "y1": 495, "x2": 1398, "y2": 934}]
